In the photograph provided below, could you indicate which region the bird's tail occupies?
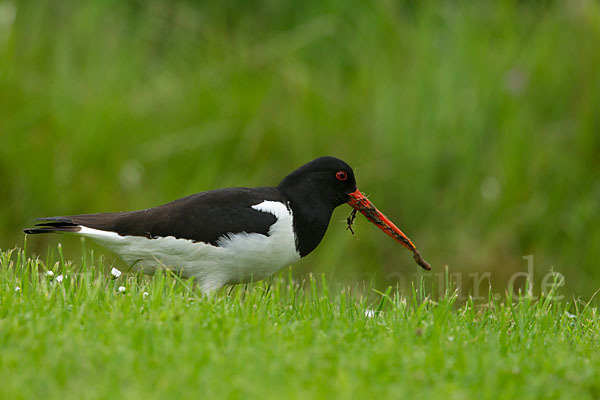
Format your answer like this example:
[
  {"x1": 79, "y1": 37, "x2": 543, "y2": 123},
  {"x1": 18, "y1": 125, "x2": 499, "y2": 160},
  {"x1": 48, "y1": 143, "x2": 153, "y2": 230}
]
[{"x1": 23, "y1": 218, "x2": 82, "y2": 235}]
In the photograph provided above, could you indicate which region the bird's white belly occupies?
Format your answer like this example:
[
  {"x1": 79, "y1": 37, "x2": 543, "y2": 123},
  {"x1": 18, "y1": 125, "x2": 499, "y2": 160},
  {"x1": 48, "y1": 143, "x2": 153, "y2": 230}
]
[{"x1": 77, "y1": 201, "x2": 300, "y2": 293}]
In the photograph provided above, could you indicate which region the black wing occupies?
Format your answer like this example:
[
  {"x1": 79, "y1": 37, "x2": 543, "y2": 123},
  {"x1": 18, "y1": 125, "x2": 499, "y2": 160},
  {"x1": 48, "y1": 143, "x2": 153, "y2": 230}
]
[{"x1": 24, "y1": 187, "x2": 288, "y2": 246}]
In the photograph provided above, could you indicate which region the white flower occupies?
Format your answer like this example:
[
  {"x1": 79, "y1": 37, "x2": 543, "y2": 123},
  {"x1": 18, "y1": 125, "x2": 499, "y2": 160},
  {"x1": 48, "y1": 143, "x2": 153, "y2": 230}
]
[
  {"x1": 142, "y1": 292, "x2": 149, "y2": 298},
  {"x1": 45, "y1": 270, "x2": 54, "y2": 278},
  {"x1": 118, "y1": 286, "x2": 126, "y2": 293},
  {"x1": 565, "y1": 311, "x2": 577, "y2": 319},
  {"x1": 55, "y1": 275, "x2": 64, "y2": 283},
  {"x1": 111, "y1": 268, "x2": 122, "y2": 278},
  {"x1": 15, "y1": 286, "x2": 21, "y2": 292},
  {"x1": 365, "y1": 309, "x2": 376, "y2": 318}
]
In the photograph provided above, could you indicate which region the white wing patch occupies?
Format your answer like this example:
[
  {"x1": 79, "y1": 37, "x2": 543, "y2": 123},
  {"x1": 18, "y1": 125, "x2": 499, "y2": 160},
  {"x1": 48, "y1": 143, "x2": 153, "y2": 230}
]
[{"x1": 76, "y1": 200, "x2": 300, "y2": 293}]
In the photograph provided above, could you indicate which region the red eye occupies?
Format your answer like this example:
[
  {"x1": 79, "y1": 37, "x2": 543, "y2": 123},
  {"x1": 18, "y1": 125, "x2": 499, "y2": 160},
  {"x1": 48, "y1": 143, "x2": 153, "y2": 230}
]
[{"x1": 336, "y1": 170, "x2": 348, "y2": 181}]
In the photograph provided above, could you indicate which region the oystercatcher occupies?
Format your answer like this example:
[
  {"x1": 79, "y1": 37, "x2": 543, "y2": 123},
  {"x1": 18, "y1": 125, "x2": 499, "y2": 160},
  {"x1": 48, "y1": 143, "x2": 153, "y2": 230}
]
[{"x1": 24, "y1": 156, "x2": 430, "y2": 292}]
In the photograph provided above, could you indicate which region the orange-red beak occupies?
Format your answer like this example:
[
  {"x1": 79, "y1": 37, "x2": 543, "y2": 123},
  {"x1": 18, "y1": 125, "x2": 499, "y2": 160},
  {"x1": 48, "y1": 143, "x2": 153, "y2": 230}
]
[{"x1": 347, "y1": 189, "x2": 431, "y2": 271}]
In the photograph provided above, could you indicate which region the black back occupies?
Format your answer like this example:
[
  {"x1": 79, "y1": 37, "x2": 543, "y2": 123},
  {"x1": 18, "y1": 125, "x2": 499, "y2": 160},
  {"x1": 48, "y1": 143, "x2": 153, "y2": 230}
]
[{"x1": 29, "y1": 187, "x2": 285, "y2": 247}]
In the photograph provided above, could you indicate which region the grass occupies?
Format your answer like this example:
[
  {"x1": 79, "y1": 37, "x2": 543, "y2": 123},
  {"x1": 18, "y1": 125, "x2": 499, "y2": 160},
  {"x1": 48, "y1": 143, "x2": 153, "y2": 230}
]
[
  {"x1": 2, "y1": 0, "x2": 600, "y2": 297},
  {"x1": 3, "y1": 2, "x2": 599, "y2": 397},
  {"x1": 1, "y1": 246, "x2": 599, "y2": 399}
]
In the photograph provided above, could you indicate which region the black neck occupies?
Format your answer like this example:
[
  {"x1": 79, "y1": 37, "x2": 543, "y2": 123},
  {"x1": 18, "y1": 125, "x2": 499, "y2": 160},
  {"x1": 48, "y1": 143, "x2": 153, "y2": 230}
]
[{"x1": 278, "y1": 185, "x2": 336, "y2": 258}]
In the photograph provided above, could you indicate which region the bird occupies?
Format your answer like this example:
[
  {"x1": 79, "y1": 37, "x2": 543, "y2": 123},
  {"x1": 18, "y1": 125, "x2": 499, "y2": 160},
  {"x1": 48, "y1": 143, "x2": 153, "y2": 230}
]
[{"x1": 24, "y1": 156, "x2": 430, "y2": 293}]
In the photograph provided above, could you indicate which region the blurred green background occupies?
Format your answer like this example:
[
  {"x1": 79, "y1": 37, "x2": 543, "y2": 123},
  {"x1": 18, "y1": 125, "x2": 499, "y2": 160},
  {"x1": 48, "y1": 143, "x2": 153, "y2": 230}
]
[{"x1": 1, "y1": 0, "x2": 599, "y2": 297}]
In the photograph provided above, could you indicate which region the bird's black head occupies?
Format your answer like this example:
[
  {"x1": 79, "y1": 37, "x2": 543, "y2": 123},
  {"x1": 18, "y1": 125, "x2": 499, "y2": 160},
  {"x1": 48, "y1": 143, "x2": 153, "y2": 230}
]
[
  {"x1": 276, "y1": 156, "x2": 431, "y2": 271},
  {"x1": 277, "y1": 156, "x2": 357, "y2": 208}
]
